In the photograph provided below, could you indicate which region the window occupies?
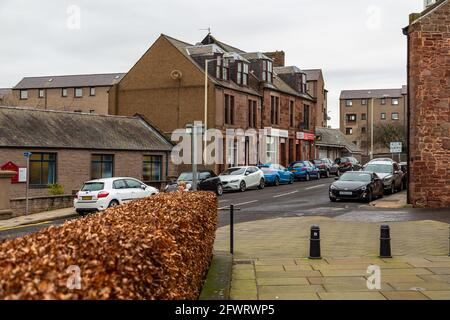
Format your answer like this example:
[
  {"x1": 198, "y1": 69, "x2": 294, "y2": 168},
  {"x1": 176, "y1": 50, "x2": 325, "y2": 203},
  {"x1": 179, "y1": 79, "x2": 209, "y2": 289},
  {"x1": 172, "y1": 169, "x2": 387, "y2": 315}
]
[
  {"x1": 392, "y1": 112, "x2": 399, "y2": 120},
  {"x1": 62, "y1": 88, "x2": 68, "y2": 97},
  {"x1": 29, "y1": 153, "x2": 56, "y2": 186},
  {"x1": 302, "y1": 73, "x2": 307, "y2": 93},
  {"x1": 75, "y1": 88, "x2": 83, "y2": 98},
  {"x1": 224, "y1": 94, "x2": 235, "y2": 125},
  {"x1": 38, "y1": 89, "x2": 45, "y2": 98},
  {"x1": 361, "y1": 113, "x2": 367, "y2": 120},
  {"x1": 90, "y1": 87, "x2": 96, "y2": 96},
  {"x1": 238, "y1": 63, "x2": 249, "y2": 86},
  {"x1": 222, "y1": 58, "x2": 230, "y2": 81},
  {"x1": 20, "y1": 90, "x2": 28, "y2": 100},
  {"x1": 248, "y1": 100, "x2": 257, "y2": 128},
  {"x1": 270, "y1": 96, "x2": 280, "y2": 125},
  {"x1": 302, "y1": 105, "x2": 310, "y2": 130},
  {"x1": 266, "y1": 136, "x2": 278, "y2": 163},
  {"x1": 262, "y1": 60, "x2": 273, "y2": 83},
  {"x1": 113, "y1": 179, "x2": 127, "y2": 189},
  {"x1": 237, "y1": 63, "x2": 242, "y2": 85},
  {"x1": 91, "y1": 154, "x2": 114, "y2": 179},
  {"x1": 216, "y1": 57, "x2": 222, "y2": 79},
  {"x1": 346, "y1": 128, "x2": 353, "y2": 135},
  {"x1": 289, "y1": 101, "x2": 295, "y2": 127},
  {"x1": 346, "y1": 100, "x2": 353, "y2": 107},
  {"x1": 392, "y1": 98, "x2": 399, "y2": 105},
  {"x1": 346, "y1": 114, "x2": 357, "y2": 122},
  {"x1": 381, "y1": 112, "x2": 386, "y2": 120},
  {"x1": 361, "y1": 126, "x2": 367, "y2": 134},
  {"x1": 361, "y1": 99, "x2": 367, "y2": 105},
  {"x1": 143, "y1": 155, "x2": 162, "y2": 181},
  {"x1": 125, "y1": 179, "x2": 142, "y2": 189},
  {"x1": 381, "y1": 98, "x2": 386, "y2": 105}
]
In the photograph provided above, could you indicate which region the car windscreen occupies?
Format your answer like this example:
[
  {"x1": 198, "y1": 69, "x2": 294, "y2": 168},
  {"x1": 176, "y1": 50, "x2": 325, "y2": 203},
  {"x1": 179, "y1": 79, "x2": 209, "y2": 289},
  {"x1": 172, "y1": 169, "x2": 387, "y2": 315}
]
[
  {"x1": 291, "y1": 162, "x2": 305, "y2": 168},
  {"x1": 339, "y1": 172, "x2": 372, "y2": 182},
  {"x1": 364, "y1": 164, "x2": 393, "y2": 174},
  {"x1": 221, "y1": 168, "x2": 246, "y2": 176},
  {"x1": 313, "y1": 160, "x2": 323, "y2": 164},
  {"x1": 178, "y1": 172, "x2": 194, "y2": 181},
  {"x1": 260, "y1": 167, "x2": 273, "y2": 173},
  {"x1": 81, "y1": 182, "x2": 104, "y2": 191}
]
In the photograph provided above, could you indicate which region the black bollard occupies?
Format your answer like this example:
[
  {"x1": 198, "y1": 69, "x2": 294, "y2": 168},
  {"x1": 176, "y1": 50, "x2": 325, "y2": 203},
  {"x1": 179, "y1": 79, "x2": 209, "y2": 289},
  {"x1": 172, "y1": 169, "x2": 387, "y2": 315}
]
[
  {"x1": 230, "y1": 204, "x2": 234, "y2": 255},
  {"x1": 448, "y1": 226, "x2": 450, "y2": 257},
  {"x1": 380, "y1": 225, "x2": 392, "y2": 258},
  {"x1": 309, "y1": 225, "x2": 321, "y2": 259}
]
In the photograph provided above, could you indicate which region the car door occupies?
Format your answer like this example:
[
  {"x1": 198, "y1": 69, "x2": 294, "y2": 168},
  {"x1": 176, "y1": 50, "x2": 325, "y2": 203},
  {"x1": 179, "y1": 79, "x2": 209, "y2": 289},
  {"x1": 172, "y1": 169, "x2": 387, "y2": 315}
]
[
  {"x1": 279, "y1": 165, "x2": 289, "y2": 182},
  {"x1": 248, "y1": 167, "x2": 259, "y2": 187},
  {"x1": 125, "y1": 178, "x2": 147, "y2": 199},
  {"x1": 392, "y1": 163, "x2": 402, "y2": 189},
  {"x1": 199, "y1": 172, "x2": 214, "y2": 191},
  {"x1": 372, "y1": 173, "x2": 383, "y2": 195},
  {"x1": 112, "y1": 179, "x2": 133, "y2": 203}
]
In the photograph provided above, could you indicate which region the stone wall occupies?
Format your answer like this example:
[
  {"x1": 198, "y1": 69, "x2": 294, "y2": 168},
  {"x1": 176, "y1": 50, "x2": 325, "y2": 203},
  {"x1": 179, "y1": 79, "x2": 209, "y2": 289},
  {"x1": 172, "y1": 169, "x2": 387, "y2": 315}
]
[
  {"x1": 407, "y1": 0, "x2": 450, "y2": 208},
  {"x1": 10, "y1": 195, "x2": 74, "y2": 217}
]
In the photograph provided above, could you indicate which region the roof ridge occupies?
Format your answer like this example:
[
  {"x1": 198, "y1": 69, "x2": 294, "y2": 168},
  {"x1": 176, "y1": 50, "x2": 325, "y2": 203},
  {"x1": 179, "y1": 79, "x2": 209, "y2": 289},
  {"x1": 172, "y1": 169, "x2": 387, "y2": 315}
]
[
  {"x1": 161, "y1": 33, "x2": 194, "y2": 47},
  {"x1": 20, "y1": 72, "x2": 127, "y2": 79},
  {"x1": 0, "y1": 106, "x2": 137, "y2": 119}
]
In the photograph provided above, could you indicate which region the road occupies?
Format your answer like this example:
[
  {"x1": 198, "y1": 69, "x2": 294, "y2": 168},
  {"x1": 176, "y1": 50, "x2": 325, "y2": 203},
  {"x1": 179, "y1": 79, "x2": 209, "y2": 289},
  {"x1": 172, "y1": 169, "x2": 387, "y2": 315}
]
[{"x1": 1, "y1": 176, "x2": 449, "y2": 240}]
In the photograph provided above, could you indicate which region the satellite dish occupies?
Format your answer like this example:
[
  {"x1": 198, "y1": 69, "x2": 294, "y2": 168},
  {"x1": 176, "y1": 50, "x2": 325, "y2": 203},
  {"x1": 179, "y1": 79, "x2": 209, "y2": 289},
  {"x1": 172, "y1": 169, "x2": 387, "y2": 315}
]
[{"x1": 170, "y1": 70, "x2": 183, "y2": 80}]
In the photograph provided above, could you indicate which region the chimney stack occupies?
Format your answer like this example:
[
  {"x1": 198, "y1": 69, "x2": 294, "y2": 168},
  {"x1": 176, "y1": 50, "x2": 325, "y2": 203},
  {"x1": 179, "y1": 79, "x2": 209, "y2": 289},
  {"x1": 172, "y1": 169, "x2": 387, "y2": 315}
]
[{"x1": 263, "y1": 51, "x2": 285, "y2": 67}]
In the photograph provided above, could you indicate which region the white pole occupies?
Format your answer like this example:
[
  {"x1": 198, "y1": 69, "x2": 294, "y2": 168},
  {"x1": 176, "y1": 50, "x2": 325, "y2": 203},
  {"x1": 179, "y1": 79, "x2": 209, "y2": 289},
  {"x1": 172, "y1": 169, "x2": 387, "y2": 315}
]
[
  {"x1": 192, "y1": 124, "x2": 198, "y2": 191},
  {"x1": 370, "y1": 98, "x2": 374, "y2": 160},
  {"x1": 204, "y1": 60, "x2": 209, "y2": 151}
]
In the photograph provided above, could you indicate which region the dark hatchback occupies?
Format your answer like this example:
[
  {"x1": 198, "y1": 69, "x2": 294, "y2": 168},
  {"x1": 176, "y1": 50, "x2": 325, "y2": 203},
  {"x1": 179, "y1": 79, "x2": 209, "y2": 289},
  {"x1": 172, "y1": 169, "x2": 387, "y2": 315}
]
[
  {"x1": 165, "y1": 170, "x2": 223, "y2": 196},
  {"x1": 329, "y1": 171, "x2": 384, "y2": 202},
  {"x1": 335, "y1": 156, "x2": 362, "y2": 173}
]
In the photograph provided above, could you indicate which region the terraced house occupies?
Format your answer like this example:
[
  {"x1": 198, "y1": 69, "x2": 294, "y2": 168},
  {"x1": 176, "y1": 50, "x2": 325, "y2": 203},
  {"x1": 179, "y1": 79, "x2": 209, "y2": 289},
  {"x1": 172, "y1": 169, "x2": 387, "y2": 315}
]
[{"x1": 109, "y1": 34, "x2": 320, "y2": 172}]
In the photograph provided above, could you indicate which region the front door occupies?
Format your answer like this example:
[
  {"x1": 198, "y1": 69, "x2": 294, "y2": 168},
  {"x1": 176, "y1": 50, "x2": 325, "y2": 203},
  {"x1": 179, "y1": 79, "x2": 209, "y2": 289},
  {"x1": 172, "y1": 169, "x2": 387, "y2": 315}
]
[{"x1": 280, "y1": 142, "x2": 287, "y2": 167}]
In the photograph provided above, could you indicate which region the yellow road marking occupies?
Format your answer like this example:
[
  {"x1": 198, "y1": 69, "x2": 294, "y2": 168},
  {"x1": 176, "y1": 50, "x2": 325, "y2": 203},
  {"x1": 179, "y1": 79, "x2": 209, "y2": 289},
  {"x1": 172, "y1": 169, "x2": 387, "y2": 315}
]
[{"x1": 0, "y1": 221, "x2": 52, "y2": 232}]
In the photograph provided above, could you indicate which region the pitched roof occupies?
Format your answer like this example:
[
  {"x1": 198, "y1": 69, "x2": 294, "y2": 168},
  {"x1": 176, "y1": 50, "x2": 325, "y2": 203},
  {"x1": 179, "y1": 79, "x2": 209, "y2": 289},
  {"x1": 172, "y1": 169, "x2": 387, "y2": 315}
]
[
  {"x1": 274, "y1": 66, "x2": 303, "y2": 74},
  {"x1": 340, "y1": 88, "x2": 406, "y2": 99},
  {"x1": 13, "y1": 73, "x2": 126, "y2": 90},
  {"x1": 0, "y1": 106, "x2": 173, "y2": 151},
  {"x1": 201, "y1": 34, "x2": 246, "y2": 54},
  {"x1": 315, "y1": 127, "x2": 361, "y2": 154},
  {"x1": 303, "y1": 69, "x2": 322, "y2": 82}
]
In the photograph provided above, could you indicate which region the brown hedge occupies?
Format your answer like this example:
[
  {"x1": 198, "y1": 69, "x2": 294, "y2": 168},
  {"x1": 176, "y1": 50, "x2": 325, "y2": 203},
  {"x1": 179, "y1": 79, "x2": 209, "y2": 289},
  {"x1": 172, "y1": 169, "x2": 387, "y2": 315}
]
[{"x1": 0, "y1": 192, "x2": 218, "y2": 300}]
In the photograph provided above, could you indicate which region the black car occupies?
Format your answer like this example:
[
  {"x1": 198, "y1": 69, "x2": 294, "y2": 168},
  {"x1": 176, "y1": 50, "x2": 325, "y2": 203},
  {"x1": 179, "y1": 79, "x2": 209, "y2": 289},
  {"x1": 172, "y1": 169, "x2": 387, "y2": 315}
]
[
  {"x1": 329, "y1": 171, "x2": 384, "y2": 202},
  {"x1": 335, "y1": 156, "x2": 362, "y2": 173},
  {"x1": 311, "y1": 158, "x2": 340, "y2": 177},
  {"x1": 165, "y1": 170, "x2": 223, "y2": 196},
  {"x1": 363, "y1": 160, "x2": 404, "y2": 194}
]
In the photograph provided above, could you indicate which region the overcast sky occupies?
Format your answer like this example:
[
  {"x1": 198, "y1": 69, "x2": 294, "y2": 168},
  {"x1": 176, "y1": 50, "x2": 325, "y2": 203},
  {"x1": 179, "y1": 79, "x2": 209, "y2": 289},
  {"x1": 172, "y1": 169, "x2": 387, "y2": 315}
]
[{"x1": 0, "y1": 0, "x2": 423, "y2": 128}]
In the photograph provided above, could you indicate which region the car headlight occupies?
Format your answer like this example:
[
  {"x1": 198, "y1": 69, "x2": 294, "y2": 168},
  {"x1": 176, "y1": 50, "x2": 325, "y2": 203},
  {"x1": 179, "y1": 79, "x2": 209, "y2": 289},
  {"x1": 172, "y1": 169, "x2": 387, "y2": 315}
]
[
  {"x1": 383, "y1": 175, "x2": 393, "y2": 182},
  {"x1": 186, "y1": 183, "x2": 192, "y2": 190},
  {"x1": 230, "y1": 180, "x2": 239, "y2": 183},
  {"x1": 358, "y1": 186, "x2": 367, "y2": 191},
  {"x1": 330, "y1": 185, "x2": 337, "y2": 190}
]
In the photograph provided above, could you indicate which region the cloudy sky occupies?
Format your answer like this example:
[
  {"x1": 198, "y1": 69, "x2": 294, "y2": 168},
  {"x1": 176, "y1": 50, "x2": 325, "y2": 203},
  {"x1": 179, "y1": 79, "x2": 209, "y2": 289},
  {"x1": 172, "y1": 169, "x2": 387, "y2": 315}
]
[{"x1": 0, "y1": 0, "x2": 423, "y2": 128}]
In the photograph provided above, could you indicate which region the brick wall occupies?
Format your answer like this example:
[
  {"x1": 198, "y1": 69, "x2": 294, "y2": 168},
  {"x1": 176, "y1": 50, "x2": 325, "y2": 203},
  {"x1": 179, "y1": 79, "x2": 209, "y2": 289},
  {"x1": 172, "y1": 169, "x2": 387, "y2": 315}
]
[
  {"x1": 407, "y1": 1, "x2": 450, "y2": 208},
  {"x1": 264, "y1": 51, "x2": 285, "y2": 67}
]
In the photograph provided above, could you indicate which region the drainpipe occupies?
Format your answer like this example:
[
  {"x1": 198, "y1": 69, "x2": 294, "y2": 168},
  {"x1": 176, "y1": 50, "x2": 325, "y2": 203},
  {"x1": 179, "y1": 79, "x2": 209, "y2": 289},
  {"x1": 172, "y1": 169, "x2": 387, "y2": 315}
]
[{"x1": 403, "y1": 26, "x2": 411, "y2": 205}]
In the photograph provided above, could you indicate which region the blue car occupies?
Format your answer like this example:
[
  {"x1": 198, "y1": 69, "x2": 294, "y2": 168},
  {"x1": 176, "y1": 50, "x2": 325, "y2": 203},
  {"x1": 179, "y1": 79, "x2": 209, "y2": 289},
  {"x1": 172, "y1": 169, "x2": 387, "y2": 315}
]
[
  {"x1": 257, "y1": 164, "x2": 295, "y2": 186},
  {"x1": 288, "y1": 161, "x2": 321, "y2": 181}
]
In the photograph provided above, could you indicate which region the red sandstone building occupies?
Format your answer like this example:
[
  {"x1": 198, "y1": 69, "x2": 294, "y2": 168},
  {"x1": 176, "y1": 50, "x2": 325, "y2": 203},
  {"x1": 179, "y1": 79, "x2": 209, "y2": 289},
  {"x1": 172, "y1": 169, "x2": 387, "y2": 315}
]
[{"x1": 404, "y1": 0, "x2": 450, "y2": 208}]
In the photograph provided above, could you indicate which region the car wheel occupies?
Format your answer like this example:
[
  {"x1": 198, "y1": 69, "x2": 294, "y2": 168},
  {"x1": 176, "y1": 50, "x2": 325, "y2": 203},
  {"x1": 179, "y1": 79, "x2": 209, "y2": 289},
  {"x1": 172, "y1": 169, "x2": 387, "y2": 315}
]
[
  {"x1": 305, "y1": 173, "x2": 310, "y2": 181},
  {"x1": 76, "y1": 209, "x2": 86, "y2": 217},
  {"x1": 289, "y1": 176, "x2": 294, "y2": 184},
  {"x1": 326, "y1": 170, "x2": 330, "y2": 178},
  {"x1": 239, "y1": 181, "x2": 246, "y2": 192},
  {"x1": 274, "y1": 176, "x2": 280, "y2": 186},
  {"x1": 317, "y1": 173, "x2": 321, "y2": 180},
  {"x1": 365, "y1": 191, "x2": 373, "y2": 203},
  {"x1": 108, "y1": 200, "x2": 119, "y2": 208},
  {"x1": 258, "y1": 178, "x2": 265, "y2": 190},
  {"x1": 330, "y1": 197, "x2": 337, "y2": 202},
  {"x1": 216, "y1": 184, "x2": 223, "y2": 196}
]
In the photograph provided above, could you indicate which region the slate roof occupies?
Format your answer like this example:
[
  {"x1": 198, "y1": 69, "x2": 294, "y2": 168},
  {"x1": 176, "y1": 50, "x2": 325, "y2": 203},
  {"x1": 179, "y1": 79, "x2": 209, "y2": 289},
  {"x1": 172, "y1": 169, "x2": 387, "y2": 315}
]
[
  {"x1": 274, "y1": 66, "x2": 303, "y2": 74},
  {"x1": 0, "y1": 106, "x2": 173, "y2": 151},
  {"x1": 303, "y1": 69, "x2": 322, "y2": 82},
  {"x1": 315, "y1": 127, "x2": 361, "y2": 154},
  {"x1": 201, "y1": 34, "x2": 246, "y2": 54},
  {"x1": 340, "y1": 88, "x2": 406, "y2": 100},
  {"x1": 14, "y1": 73, "x2": 126, "y2": 90}
]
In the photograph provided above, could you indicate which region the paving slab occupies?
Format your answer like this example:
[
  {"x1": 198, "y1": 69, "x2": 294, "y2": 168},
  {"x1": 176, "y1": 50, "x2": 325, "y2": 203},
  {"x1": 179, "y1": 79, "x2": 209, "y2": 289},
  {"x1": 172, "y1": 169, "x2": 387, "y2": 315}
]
[
  {"x1": 258, "y1": 293, "x2": 320, "y2": 300},
  {"x1": 258, "y1": 285, "x2": 325, "y2": 295},
  {"x1": 422, "y1": 291, "x2": 450, "y2": 300},
  {"x1": 381, "y1": 291, "x2": 429, "y2": 300},
  {"x1": 256, "y1": 278, "x2": 309, "y2": 286},
  {"x1": 256, "y1": 270, "x2": 322, "y2": 278},
  {"x1": 318, "y1": 292, "x2": 386, "y2": 300},
  {"x1": 307, "y1": 276, "x2": 367, "y2": 285}
]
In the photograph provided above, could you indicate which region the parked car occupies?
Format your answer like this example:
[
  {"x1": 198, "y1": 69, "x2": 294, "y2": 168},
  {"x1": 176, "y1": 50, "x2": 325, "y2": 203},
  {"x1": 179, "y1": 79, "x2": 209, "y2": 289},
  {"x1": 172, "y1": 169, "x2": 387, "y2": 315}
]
[
  {"x1": 74, "y1": 177, "x2": 159, "y2": 215},
  {"x1": 258, "y1": 163, "x2": 295, "y2": 186},
  {"x1": 399, "y1": 162, "x2": 408, "y2": 190},
  {"x1": 219, "y1": 166, "x2": 265, "y2": 192},
  {"x1": 329, "y1": 171, "x2": 384, "y2": 203},
  {"x1": 288, "y1": 161, "x2": 321, "y2": 181},
  {"x1": 335, "y1": 156, "x2": 362, "y2": 173},
  {"x1": 311, "y1": 158, "x2": 340, "y2": 178},
  {"x1": 363, "y1": 160, "x2": 404, "y2": 194},
  {"x1": 164, "y1": 170, "x2": 223, "y2": 195}
]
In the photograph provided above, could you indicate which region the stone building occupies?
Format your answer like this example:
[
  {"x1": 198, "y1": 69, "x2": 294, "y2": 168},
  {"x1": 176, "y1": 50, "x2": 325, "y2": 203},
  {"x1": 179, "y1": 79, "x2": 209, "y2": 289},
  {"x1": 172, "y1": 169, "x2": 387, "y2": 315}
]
[
  {"x1": 109, "y1": 34, "x2": 320, "y2": 171},
  {"x1": 404, "y1": 0, "x2": 450, "y2": 208},
  {"x1": 315, "y1": 127, "x2": 362, "y2": 161},
  {"x1": 10, "y1": 73, "x2": 126, "y2": 114},
  {"x1": 0, "y1": 106, "x2": 174, "y2": 215},
  {"x1": 304, "y1": 69, "x2": 328, "y2": 128},
  {"x1": 339, "y1": 87, "x2": 408, "y2": 163}
]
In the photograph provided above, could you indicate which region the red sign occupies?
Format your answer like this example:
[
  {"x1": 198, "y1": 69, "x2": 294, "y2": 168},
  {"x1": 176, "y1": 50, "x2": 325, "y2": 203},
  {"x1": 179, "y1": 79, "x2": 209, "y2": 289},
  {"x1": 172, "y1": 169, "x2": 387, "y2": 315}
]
[
  {"x1": 1, "y1": 162, "x2": 20, "y2": 183},
  {"x1": 297, "y1": 132, "x2": 316, "y2": 141}
]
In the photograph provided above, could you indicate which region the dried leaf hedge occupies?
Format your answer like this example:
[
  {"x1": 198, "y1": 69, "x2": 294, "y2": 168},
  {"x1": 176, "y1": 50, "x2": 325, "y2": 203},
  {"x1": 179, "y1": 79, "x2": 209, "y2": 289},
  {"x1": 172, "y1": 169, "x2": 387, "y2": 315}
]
[{"x1": 0, "y1": 192, "x2": 218, "y2": 300}]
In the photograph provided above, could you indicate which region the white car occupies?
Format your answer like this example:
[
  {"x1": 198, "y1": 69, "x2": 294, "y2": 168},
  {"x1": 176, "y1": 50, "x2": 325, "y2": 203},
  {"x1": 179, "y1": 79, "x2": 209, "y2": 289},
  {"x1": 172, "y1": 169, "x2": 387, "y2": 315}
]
[
  {"x1": 219, "y1": 166, "x2": 265, "y2": 192},
  {"x1": 74, "y1": 177, "x2": 159, "y2": 215}
]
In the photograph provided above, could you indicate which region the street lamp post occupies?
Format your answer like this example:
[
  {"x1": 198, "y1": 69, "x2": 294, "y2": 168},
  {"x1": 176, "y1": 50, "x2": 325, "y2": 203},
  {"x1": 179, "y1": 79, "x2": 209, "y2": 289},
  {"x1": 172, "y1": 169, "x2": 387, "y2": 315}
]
[{"x1": 370, "y1": 97, "x2": 374, "y2": 160}]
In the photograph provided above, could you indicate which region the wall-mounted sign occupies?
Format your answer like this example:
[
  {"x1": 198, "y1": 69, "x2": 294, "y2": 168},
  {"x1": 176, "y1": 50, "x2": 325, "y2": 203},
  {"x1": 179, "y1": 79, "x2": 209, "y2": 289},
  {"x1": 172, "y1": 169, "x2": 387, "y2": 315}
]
[
  {"x1": 390, "y1": 142, "x2": 402, "y2": 153},
  {"x1": 297, "y1": 132, "x2": 315, "y2": 141},
  {"x1": 1, "y1": 161, "x2": 24, "y2": 183},
  {"x1": 266, "y1": 128, "x2": 289, "y2": 138},
  {"x1": 18, "y1": 168, "x2": 27, "y2": 183}
]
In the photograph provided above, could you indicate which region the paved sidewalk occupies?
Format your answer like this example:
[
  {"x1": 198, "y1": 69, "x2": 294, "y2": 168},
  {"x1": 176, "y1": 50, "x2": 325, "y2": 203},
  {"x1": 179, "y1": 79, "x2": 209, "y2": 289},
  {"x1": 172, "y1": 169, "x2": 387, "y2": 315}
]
[
  {"x1": 0, "y1": 207, "x2": 76, "y2": 230},
  {"x1": 370, "y1": 191, "x2": 408, "y2": 209},
  {"x1": 214, "y1": 216, "x2": 450, "y2": 300}
]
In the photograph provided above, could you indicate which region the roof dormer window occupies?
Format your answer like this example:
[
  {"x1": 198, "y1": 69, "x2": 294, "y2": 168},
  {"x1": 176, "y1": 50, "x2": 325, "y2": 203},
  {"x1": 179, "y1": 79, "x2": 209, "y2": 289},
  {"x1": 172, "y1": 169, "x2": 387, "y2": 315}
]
[
  {"x1": 216, "y1": 57, "x2": 222, "y2": 79},
  {"x1": 236, "y1": 62, "x2": 249, "y2": 86},
  {"x1": 262, "y1": 60, "x2": 273, "y2": 83},
  {"x1": 222, "y1": 58, "x2": 230, "y2": 81}
]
